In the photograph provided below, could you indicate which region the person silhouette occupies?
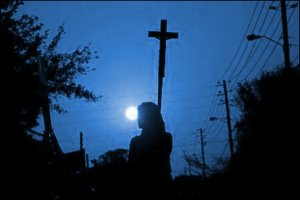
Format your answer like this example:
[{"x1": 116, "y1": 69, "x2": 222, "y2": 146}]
[{"x1": 128, "y1": 102, "x2": 173, "y2": 196}]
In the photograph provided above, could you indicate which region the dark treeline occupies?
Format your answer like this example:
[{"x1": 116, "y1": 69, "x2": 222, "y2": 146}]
[{"x1": 2, "y1": 1, "x2": 299, "y2": 199}]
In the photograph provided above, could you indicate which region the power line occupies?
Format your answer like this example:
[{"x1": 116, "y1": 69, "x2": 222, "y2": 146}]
[
  {"x1": 251, "y1": 1, "x2": 266, "y2": 33},
  {"x1": 243, "y1": 16, "x2": 282, "y2": 80},
  {"x1": 207, "y1": 121, "x2": 226, "y2": 140},
  {"x1": 200, "y1": 85, "x2": 219, "y2": 129},
  {"x1": 220, "y1": 1, "x2": 260, "y2": 80},
  {"x1": 257, "y1": 1, "x2": 275, "y2": 33},
  {"x1": 229, "y1": 0, "x2": 295, "y2": 85},
  {"x1": 292, "y1": 54, "x2": 299, "y2": 64},
  {"x1": 227, "y1": 0, "x2": 266, "y2": 82},
  {"x1": 204, "y1": 99, "x2": 226, "y2": 131},
  {"x1": 230, "y1": 12, "x2": 282, "y2": 88},
  {"x1": 228, "y1": 1, "x2": 280, "y2": 84},
  {"x1": 288, "y1": 13, "x2": 299, "y2": 31},
  {"x1": 232, "y1": 1, "x2": 298, "y2": 83},
  {"x1": 256, "y1": 40, "x2": 279, "y2": 75},
  {"x1": 216, "y1": 142, "x2": 229, "y2": 163},
  {"x1": 255, "y1": 4, "x2": 298, "y2": 73},
  {"x1": 241, "y1": 4, "x2": 281, "y2": 80},
  {"x1": 53, "y1": 91, "x2": 215, "y2": 115},
  {"x1": 202, "y1": 101, "x2": 225, "y2": 133},
  {"x1": 51, "y1": 103, "x2": 212, "y2": 128}
]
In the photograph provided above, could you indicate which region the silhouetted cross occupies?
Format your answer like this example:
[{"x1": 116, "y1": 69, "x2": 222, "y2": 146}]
[{"x1": 148, "y1": 19, "x2": 178, "y2": 111}]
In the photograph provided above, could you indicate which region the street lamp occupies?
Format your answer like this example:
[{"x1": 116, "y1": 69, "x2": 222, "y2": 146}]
[
  {"x1": 247, "y1": 32, "x2": 291, "y2": 68},
  {"x1": 269, "y1": 2, "x2": 298, "y2": 10},
  {"x1": 209, "y1": 116, "x2": 226, "y2": 123},
  {"x1": 246, "y1": 0, "x2": 297, "y2": 69},
  {"x1": 247, "y1": 34, "x2": 284, "y2": 47}
]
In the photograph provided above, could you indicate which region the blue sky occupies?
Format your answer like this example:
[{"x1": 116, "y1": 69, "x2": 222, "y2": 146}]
[{"x1": 17, "y1": 1, "x2": 299, "y2": 176}]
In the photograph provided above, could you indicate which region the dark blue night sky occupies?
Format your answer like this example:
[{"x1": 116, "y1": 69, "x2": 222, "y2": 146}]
[{"x1": 17, "y1": 1, "x2": 299, "y2": 176}]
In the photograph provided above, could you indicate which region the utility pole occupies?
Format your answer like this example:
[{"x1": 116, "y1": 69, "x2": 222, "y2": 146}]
[
  {"x1": 188, "y1": 162, "x2": 191, "y2": 176},
  {"x1": 86, "y1": 153, "x2": 89, "y2": 169},
  {"x1": 183, "y1": 150, "x2": 192, "y2": 176},
  {"x1": 222, "y1": 80, "x2": 234, "y2": 159},
  {"x1": 148, "y1": 19, "x2": 178, "y2": 111},
  {"x1": 199, "y1": 128, "x2": 206, "y2": 177},
  {"x1": 80, "y1": 132, "x2": 84, "y2": 151},
  {"x1": 280, "y1": 0, "x2": 291, "y2": 68}
]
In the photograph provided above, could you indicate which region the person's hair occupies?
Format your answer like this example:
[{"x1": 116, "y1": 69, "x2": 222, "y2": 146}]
[{"x1": 138, "y1": 102, "x2": 166, "y2": 133}]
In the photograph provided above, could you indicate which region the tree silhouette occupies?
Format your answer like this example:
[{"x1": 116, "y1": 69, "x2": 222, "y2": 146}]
[
  {"x1": 1, "y1": 1, "x2": 99, "y2": 199},
  {"x1": 98, "y1": 148, "x2": 128, "y2": 166},
  {"x1": 1, "y1": 1, "x2": 99, "y2": 135},
  {"x1": 88, "y1": 149, "x2": 130, "y2": 199},
  {"x1": 183, "y1": 151, "x2": 209, "y2": 176},
  {"x1": 229, "y1": 65, "x2": 300, "y2": 192}
]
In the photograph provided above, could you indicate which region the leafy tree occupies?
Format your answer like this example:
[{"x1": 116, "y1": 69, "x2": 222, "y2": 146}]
[
  {"x1": 1, "y1": 2, "x2": 100, "y2": 198},
  {"x1": 98, "y1": 148, "x2": 129, "y2": 166},
  {"x1": 183, "y1": 151, "x2": 206, "y2": 176},
  {"x1": 210, "y1": 156, "x2": 229, "y2": 174},
  {"x1": 88, "y1": 149, "x2": 130, "y2": 199},
  {"x1": 229, "y1": 65, "x2": 300, "y2": 185},
  {"x1": 1, "y1": 0, "x2": 99, "y2": 135}
]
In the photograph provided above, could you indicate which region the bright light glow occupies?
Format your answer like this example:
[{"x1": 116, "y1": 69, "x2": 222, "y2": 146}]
[{"x1": 125, "y1": 106, "x2": 138, "y2": 121}]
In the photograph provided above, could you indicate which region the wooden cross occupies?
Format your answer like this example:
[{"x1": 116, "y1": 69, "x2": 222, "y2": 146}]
[{"x1": 148, "y1": 19, "x2": 178, "y2": 111}]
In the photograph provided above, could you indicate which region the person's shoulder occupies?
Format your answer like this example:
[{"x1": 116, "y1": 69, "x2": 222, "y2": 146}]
[
  {"x1": 165, "y1": 132, "x2": 172, "y2": 136},
  {"x1": 164, "y1": 132, "x2": 172, "y2": 139},
  {"x1": 130, "y1": 135, "x2": 141, "y2": 144}
]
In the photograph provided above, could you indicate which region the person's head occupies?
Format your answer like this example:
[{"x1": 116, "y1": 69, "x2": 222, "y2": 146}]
[{"x1": 137, "y1": 102, "x2": 165, "y2": 133}]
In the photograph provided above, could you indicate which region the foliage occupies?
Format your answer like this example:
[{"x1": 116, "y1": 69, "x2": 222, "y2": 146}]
[
  {"x1": 183, "y1": 151, "x2": 209, "y2": 176},
  {"x1": 98, "y1": 148, "x2": 129, "y2": 166},
  {"x1": 88, "y1": 149, "x2": 130, "y2": 199},
  {"x1": 230, "y1": 65, "x2": 300, "y2": 181},
  {"x1": 210, "y1": 156, "x2": 229, "y2": 174},
  {"x1": 1, "y1": 0, "x2": 99, "y2": 132}
]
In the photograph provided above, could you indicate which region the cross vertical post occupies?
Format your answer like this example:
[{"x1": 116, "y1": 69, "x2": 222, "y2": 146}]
[{"x1": 148, "y1": 19, "x2": 178, "y2": 111}]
